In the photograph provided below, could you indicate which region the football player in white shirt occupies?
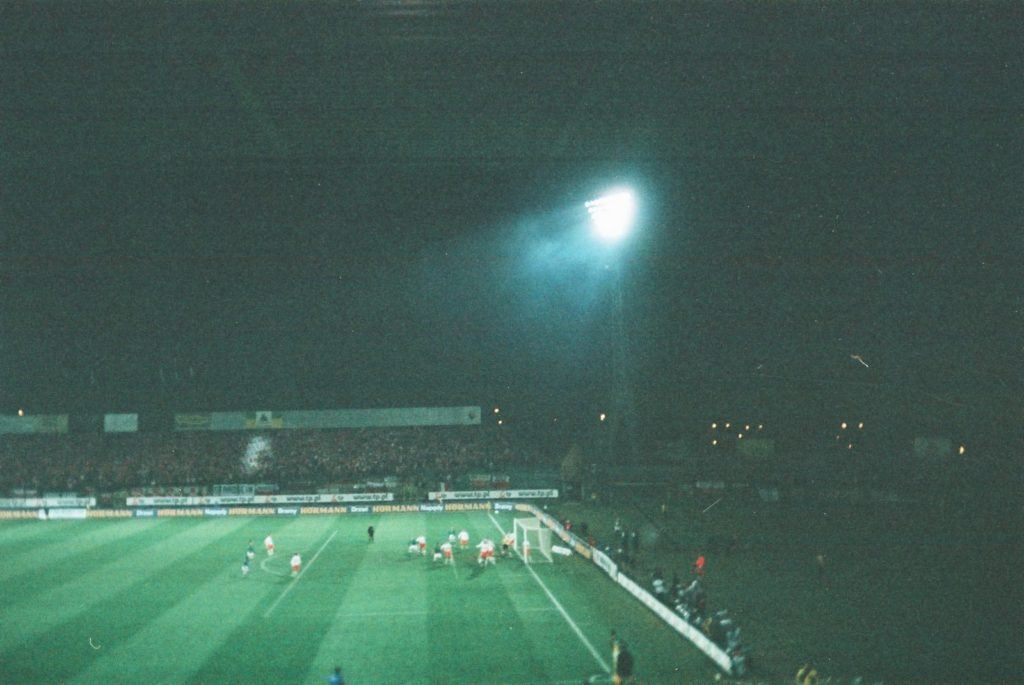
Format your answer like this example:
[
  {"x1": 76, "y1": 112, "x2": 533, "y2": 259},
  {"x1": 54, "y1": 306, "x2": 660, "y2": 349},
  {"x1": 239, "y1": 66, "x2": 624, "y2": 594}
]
[
  {"x1": 476, "y1": 538, "x2": 496, "y2": 566},
  {"x1": 290, "y1": 552, "x2": 301, "y2": 577},
  {"x1": 486, "y1": 539, "x2": 496, "y2": 565},
  {"x1": 458, "y1": 529, "x2": 470, "y2": 550},
  {"x1": 415, "y1": 535, "x2": 427, "y2": 556},
  {"x1": 441, "y1": 540, "x2": 454, "y2": 565},
  {"x1": 522, "y1": 537, "x2": 532, "y2": 564},
  {"x1": 476, "y1": 538, "x2": 488, "y2": 565},
  {"x1": 264, "y1": 534, "x2": 275, "y2": 556}
]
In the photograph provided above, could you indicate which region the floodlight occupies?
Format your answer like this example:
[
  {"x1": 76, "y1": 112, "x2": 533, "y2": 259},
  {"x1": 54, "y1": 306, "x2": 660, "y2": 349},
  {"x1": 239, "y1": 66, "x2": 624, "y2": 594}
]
[{"x1": 586, "y1": 190, "x2": 636, "y2": 243}]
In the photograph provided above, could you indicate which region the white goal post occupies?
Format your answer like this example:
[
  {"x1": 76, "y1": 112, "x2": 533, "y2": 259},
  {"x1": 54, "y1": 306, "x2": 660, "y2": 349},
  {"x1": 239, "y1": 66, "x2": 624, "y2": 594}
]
[{"x1": 513, "y1": 517, "x2": 554, "y2": 563}]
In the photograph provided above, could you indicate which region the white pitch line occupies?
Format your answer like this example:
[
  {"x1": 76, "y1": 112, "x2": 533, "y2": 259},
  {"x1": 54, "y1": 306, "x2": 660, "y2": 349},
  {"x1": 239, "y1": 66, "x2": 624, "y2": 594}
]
[
  {"x1": 488, "y1": 512, "x2": 610, "y2": 674},
  {"x1": 263, "y1": 530, "x2": 337, "y2": 618}
]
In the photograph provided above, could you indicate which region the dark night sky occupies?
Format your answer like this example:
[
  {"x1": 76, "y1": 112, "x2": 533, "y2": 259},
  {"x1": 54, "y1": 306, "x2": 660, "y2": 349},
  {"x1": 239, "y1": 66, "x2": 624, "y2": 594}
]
[{"x1": 1, "y1": 2, "x2": 1021, "y2": 435}]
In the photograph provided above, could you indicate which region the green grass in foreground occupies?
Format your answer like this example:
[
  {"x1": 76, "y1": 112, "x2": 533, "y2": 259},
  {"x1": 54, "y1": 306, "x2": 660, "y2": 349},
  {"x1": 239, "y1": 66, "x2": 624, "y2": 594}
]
[{"x1": 0, "y1": 511, "x2": 719, "y2": 684}]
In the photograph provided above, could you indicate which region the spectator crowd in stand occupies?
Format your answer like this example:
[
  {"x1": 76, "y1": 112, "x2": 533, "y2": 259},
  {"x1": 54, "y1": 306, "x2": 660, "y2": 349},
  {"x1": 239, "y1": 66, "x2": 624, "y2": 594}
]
[{"x1": 0, "y1": 426, "x2": 534, "y2": 495}]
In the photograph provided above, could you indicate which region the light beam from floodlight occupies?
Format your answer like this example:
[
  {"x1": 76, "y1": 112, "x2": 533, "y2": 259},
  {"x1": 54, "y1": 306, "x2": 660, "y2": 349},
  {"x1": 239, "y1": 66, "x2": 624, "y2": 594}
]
[{"x1": 586, "y1": 190, "x2": 636, "y2": 243}]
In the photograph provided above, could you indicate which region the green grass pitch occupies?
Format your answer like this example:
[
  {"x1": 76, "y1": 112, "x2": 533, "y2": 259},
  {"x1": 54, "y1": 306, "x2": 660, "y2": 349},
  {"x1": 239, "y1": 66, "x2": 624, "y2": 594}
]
[{"x1": 0, "y1": 511, "x2": 721, "y2": 684}]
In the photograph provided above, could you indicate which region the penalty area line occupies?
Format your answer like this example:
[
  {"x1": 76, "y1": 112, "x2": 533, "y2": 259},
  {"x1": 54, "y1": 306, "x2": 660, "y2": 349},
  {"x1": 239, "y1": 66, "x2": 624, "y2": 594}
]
[
  {"x1": 263, "y1": 529, "x2": 337, "y2": 618},
  {"x1": 487, "y1": 512, "x2": 610, "y2": 674}
]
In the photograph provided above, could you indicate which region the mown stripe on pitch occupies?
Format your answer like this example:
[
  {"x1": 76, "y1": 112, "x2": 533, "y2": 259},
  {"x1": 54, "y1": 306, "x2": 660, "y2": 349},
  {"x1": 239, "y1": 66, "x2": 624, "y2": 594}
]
[
  {"x1": 0, "y1": 518, "x2": 256, "y2": 683},
  {"x1": 300, "y1": 513, "x2": 436, "y2": 684},
  {"x1": 471, "y1": 511, "x2": 597, "y2": 683},
  {"x1": 426, "y1": 511, "x2": 556, "y2": 684},
  {"x1": 0, "y1": 518, "x2": 136, "y2": 574},
  {"x1": 188, "y1": 516, "x2": 364, "y2": 685},
  {"x1": 0, "y1": 520, "x2": 99, "y2": 555},
  {"x1": 0, "y1": 517, "x2": 245, "y2": 663},
  {"x1": 64, "y1": 516, "x2": 318, "y2": 685},
  {"x1": 0, "y1": 518, "x2": 168, "y2": 588}
]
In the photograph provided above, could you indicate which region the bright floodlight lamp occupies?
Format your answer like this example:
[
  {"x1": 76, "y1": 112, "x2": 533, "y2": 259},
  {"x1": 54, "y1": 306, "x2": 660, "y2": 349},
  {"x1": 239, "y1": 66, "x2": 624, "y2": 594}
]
[{"x1": 586, "y1": 190, "x2": 636, "y2": 243}]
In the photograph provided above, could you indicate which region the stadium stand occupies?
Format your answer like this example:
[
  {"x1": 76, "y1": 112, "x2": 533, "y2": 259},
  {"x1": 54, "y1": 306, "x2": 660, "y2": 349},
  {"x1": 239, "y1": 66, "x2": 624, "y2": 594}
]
[{"x1": 0, "y1": 426, "x2": 535, "y2": 495}]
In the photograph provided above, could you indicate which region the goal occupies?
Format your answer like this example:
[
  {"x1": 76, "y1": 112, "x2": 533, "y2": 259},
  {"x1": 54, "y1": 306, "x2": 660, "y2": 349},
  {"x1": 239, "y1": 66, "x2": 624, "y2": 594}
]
[{"x1": 513, "y1": 517, "x2": 554, "y2": 563}]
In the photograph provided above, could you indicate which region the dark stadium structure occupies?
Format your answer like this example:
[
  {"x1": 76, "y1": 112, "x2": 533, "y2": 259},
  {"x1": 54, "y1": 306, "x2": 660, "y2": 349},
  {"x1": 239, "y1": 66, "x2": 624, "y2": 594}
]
[{"x1": 1, "y1": 2, "x2": 1020, "y2": 684}]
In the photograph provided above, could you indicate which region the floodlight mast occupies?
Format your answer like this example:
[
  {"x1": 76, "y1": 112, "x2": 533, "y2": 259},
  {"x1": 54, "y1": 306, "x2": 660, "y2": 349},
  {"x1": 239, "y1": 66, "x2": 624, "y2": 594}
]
[{"x1": 587, "y1": 189, "x2": 640, "y2": 470}]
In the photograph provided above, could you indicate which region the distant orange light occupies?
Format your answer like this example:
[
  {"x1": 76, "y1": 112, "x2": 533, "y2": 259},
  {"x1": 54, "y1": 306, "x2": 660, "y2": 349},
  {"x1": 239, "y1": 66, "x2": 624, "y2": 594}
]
[
  {"x1": 711, "y1": 422, "x2": 717, "y2": 429},
  {"x1": 847, "y1": 443, "x2": 853, "y2": 449},
  {"x1": 841, "y1": 421, "x2": 848, "y2": 430},
  {"x1": 737, "y1": 433, "x2": 743, "y2": 439},
  {"x1": 17, "y1": 409, "x2": 24, "y2": 417},
  {"x1": 497, "y1": 419, "x2": 503, "y2": 426},
  {"x1": 959, "y1": 445, "x2": 966, "y2": 455},
  {"x1": 744, "y1": 424, "x2": 750, "y2": 431},
  {"x1": 493, "y1": 407, "x2": 500, "y2": 414},
  {"x1": 711, "y1": 439, "x2": 718, "y2": 446},
  {"x1": 599, "y1": 413, "x2": 607, "y2": 422},
  {"x1": 724, "y1": 422, "x2": 731, "y2": 429},
  {"x1": 858, "y1": 422, "x2": 864, "y2": 429}
]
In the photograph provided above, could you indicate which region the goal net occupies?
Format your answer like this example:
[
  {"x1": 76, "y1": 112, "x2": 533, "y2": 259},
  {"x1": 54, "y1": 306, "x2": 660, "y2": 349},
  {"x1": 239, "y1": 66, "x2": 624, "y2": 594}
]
[{"x1": 513, "y1": 517, "x2": 554, "y2": 563}]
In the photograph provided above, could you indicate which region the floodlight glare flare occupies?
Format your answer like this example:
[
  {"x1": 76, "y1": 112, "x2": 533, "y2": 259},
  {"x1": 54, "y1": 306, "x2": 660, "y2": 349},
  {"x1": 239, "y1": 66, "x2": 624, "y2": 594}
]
[{"x1": 586, "y1": 190, "x2": 636, "y2": 243}]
